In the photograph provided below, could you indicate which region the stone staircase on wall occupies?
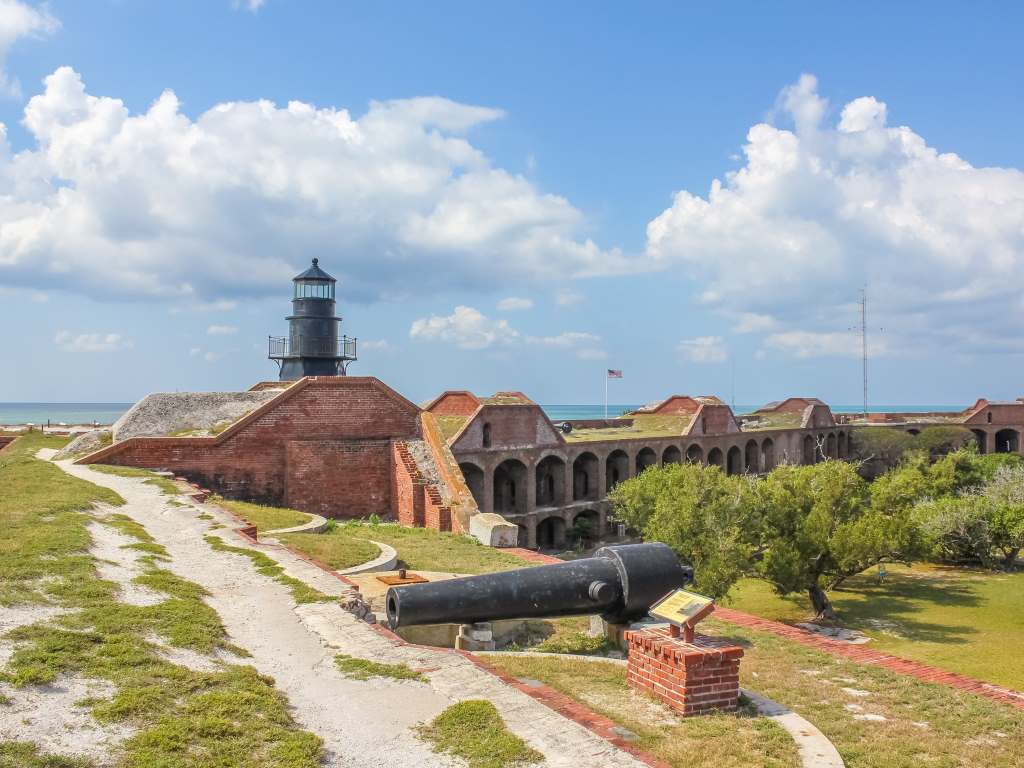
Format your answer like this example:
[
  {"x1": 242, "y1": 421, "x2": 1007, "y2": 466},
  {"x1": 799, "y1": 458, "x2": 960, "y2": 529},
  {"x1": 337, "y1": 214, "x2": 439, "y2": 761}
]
[{"x1": 393, "y1": 439, "x2": 453, "y2": 532}]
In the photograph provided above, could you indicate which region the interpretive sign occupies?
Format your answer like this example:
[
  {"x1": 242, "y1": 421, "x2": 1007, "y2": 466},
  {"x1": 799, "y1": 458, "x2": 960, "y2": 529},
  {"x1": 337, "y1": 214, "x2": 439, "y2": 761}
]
[{"x1": 649, "y1": 589, "x2": 715, "y2": 628}]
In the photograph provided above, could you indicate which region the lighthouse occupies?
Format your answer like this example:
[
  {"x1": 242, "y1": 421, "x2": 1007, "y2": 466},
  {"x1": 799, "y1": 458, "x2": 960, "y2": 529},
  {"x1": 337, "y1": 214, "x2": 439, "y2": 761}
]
[{"x1": 267, "y1": 258, "x2": 357, "y2": 380}]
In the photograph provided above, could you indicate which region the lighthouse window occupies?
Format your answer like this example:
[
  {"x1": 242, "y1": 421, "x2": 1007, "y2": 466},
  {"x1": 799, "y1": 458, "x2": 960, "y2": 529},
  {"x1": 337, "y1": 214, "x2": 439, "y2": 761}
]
[{"x1": 294, "y1": 281, "x2": 335, "y2": 299}]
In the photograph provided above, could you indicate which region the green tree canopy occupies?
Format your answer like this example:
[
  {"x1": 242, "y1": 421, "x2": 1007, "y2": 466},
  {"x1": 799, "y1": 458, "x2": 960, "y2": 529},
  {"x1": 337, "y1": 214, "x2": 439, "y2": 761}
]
[{"x1": 608, "y1": 463, "x2": 758, "y2": 598}]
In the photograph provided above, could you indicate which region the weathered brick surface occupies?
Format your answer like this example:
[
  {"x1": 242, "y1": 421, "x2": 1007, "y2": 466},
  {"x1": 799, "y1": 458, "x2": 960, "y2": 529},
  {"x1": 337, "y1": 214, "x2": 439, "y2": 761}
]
[
  {"x1": 0, "y1": 436, "x2": 18, "y2": 453},
  {"x1": 79, "y1": 377, "x2": 421, "y2": 518},
  {"x1": 625, "y1": 627, "x2": 744, "y2": 716},
  {"x1": 425, "y1": 391, "x2": 480, "y2": 416},
  {"x1": 285, "y1": 439, "x2": 393, "y2": 519}
]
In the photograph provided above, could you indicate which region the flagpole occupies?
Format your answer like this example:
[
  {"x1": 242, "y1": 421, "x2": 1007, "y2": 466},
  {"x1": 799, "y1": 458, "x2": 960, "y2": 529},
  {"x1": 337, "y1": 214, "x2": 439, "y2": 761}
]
[{"x1": 604, "y1": 371, "x2": 608, "y2": 421}]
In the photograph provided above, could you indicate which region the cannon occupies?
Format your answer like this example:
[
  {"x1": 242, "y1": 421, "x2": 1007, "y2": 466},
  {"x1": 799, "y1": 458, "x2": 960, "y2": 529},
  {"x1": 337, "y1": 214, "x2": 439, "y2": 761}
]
[{"x1": 385, "y1": 542, "x2": 692, "y2": 629}]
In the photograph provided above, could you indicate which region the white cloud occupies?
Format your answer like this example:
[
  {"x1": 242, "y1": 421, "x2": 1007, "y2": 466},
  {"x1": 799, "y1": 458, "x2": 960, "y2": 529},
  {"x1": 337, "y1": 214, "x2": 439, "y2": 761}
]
[
  {"x1": 0, "y1": 1, "x2": 58, "y2": 98},
  {"x1": 646, "y1": 73, "x2": 1024, "y2": 356},
  {"x1": 555, "y1": 289, "x2": 584, "y2": 307},
  {"x1": 732, "y1": 312, "x2": 778, "y2": 334},
  {"x1": 677, "y1": 336, "x2": 728, "y2": 364},
  {"x1": 207, "y1": 324, "x2": 238, "y2": 336},
  {"x1": 189, "y1": 347, "x2": 221, "y2": 362},
  {"x1": 409, "y1": 306, "x2": 519, "y2": 350},
  {"x1": 232, "y1": 0, "x2": 265, "y2": 11},
  {"x1": 496, "y1": 296, "x2": 533, "y2": 311},
  {"x1": 54, "y1": 330, "x2": 131, "y2": 352},
  {"x1": 764, "y1": 330, "x2": 886, "y2": 359},
  {"x1": 410, "y1": 305, "x2": 603, "y2": 358},
  {"x1": 0, "y1": 68, "x2": 623, "y2": 303},
  {"x1": 361, "y1": 339, "x2": 392, "y2": 351}
]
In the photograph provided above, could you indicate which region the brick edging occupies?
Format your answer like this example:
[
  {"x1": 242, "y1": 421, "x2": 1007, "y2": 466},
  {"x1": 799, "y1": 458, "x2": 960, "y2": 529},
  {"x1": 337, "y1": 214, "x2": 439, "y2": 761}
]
[{"x1": 712, "y1": 606, "x2": 1024, "y2": 710}]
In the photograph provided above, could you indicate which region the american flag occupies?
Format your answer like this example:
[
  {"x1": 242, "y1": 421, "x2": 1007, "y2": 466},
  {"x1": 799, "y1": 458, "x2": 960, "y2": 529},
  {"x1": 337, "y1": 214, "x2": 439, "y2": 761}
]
[{"x1": 607, "y1": 369, "x2": 623, "y2": 378}]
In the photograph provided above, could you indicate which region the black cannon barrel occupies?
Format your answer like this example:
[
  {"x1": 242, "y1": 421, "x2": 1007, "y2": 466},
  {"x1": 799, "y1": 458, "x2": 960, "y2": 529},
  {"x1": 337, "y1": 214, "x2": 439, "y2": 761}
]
[{"x1": 385, "y1": 542, "x2": 692, "y2": 629}]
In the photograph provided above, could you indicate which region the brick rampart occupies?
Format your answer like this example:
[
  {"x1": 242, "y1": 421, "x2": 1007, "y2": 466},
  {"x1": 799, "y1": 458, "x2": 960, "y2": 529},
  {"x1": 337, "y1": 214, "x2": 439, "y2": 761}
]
[
  {"x1": 626, "y1": 627, "x2": 743, "y2": 716},
  {"x1": 77, "y1": 377, "x2": 421, "y2": 517}
]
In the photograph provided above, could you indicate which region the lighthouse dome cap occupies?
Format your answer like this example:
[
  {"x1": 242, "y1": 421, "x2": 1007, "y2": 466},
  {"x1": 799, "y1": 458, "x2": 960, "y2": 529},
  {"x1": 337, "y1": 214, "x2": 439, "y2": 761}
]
[{"x1": 293, "y1": 258, "x2": 335, "y2": 282}]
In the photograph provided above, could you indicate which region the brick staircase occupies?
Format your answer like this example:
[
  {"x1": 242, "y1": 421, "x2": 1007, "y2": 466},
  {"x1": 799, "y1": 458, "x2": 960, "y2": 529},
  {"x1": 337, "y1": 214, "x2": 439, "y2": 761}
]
[{"x1": 393, "y1": 440, "x2": 452, "y2": 532}]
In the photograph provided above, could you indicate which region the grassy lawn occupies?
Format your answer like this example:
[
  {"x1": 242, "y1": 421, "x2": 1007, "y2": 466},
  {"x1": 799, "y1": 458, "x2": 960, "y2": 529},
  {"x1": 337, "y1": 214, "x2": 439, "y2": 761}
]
[
  {"x1": 418, "y1": 700, "x2": 542, "y2": 768},
  {"x1": 0, "y1": 432, "x2": 323, "y2": 767},
  {"x1": 281, "y1": 521, "x2": 533, "y2": 574},
  {"x1": 210, "y1": 496, "x2": 312, "y2": 532},
  {"x1": 486, "y1": 654, "x2": 798, "y2": 768},
  {"x1": 703, "y1": 617, "x2": 1024, "y2": 768},
  {"x1": 725, "y1": 565, "x2": 1024, "y2": 690},
  {"x1": 490, "y1": 617, "x2": 1024, "y2": 768}
]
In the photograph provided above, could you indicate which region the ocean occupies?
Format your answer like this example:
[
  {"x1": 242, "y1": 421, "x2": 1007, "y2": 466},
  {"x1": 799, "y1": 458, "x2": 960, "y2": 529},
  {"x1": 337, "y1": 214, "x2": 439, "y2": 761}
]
[{"x1": 0, "y1": 401, "x2": 967, "y2": 427}]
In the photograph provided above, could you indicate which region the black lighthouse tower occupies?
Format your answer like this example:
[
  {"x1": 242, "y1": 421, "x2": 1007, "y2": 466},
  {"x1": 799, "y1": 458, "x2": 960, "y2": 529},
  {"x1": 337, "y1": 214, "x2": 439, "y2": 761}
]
[{"x1": 268, "y1": 259, "x2": 357, "y2": 380}]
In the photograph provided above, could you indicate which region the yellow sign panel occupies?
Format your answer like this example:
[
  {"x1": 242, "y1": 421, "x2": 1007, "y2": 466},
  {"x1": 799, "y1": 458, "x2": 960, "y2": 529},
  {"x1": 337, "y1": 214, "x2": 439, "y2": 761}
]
[{"x1": 649, "y1": 589, "x2": 715, "y2": 626}]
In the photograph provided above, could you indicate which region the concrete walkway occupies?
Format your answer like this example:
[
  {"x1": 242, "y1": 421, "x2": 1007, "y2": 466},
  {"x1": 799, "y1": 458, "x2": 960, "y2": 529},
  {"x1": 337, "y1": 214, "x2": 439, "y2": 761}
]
[{"x1": 53, "y1": 457, "x2": 649, "y2": 768}]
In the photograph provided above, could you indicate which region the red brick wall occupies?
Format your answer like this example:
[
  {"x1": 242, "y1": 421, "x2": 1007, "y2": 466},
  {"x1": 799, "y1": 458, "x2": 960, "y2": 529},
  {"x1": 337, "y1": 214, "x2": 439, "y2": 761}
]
[
  {"x1": 82, "y1": 378, "x2": 421, "y2": 514},
  {"x1": 0, "y1": 436, "x2": 18, "y2": 453},
  {"x1": 428, "y1": 392, "x2": 480, "y2": 416},
  {"x1": 653, "y1": 396, "x2": 699, "y2": 414},
  {"x1": 626, "y1": 627, "x2": 743, "y2": 716},
  {"x1": 393, "y1": 441, "x2": 425, "y2": 527},
  {"x1": 453, "y1": 405, "x2": 563, "y2": 451},
  {"x1": 284, "y1": 439, "x2": 392, "y2": 519}
]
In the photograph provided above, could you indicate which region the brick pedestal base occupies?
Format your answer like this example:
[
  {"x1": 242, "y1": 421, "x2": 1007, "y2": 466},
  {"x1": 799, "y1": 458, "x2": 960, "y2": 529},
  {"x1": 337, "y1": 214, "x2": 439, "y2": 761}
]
[{"x1": 625, "y1": 627, "x2": 744, "y2": 715}]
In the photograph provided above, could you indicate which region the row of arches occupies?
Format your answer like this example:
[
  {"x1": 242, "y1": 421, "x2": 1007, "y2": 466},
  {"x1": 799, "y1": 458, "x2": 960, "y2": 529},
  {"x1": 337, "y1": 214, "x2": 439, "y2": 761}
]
[
  {"x1": 458, "y1": 430, "x2": 849, "y2": 518},
  {"x1": 970, "y1": 427, "x2": 1021, "y2": 455}
]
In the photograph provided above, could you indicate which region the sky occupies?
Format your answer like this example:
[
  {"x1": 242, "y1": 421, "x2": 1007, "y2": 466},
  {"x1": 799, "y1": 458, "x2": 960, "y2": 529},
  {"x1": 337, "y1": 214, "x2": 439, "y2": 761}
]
[{"x1": 1, "y1": 1, "x2": 1022, "y2": 407}]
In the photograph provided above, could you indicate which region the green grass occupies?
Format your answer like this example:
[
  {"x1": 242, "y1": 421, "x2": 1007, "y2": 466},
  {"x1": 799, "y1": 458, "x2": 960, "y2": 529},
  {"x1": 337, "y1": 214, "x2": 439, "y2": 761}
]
[
  {"x1": 0, "y1": 741, "x2": 92, "y2": 767},
  {"x1": 0, "y1": 433, "x2": 324, "y2": 767},
  {"x1": 565, "y1": 413, "x2": 692, "y2": 442},
  {"x1": 533, "y1": 631, "x2": 615, "y2": 655},
  {"x1": 417, "y1": 700, "x2": 542, "y2": 768},
  {"x1": 701, "y1": 617, "x2": 1024, "y2": 768},
  {"x1": 741, "y1": 411, "x2": 803, "y2": 430},
  {"x1": 86, "y1": 464, "x2": 180, "y2": 496},
  {"x1": 203, "y1": 535, "x2": 333, "y2": 604},
  {"x1": 435, "y1": 415, "x2": 469, "y2": 441},
  {"x1": 281, "y1": 521, "x2": 533, "y2": 574},
  {"x1": 209, "y1": 496, "x2": 312, "y2": 532},
  {"x1": 333, "y1": 654, "x2": 427, "y2": 682},
  {"x1": 725, "y1": 565, "x2": 1024, "y2": 689},
  {"x1": 486, "y1": 654, "x2": 797, "y2": 768}
]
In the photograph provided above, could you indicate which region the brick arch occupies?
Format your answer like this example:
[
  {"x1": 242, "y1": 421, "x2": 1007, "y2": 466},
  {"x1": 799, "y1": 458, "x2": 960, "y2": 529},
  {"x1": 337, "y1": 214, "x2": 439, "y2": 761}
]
[
  {"x1": 726, "y1": 445, "x2": 743, "y2": 475},
  {"x1": 685, "y1": 443, "x2": 704, "y2": 464},
  {"x1": 493, "y1": 458, "x2": 528, "y2": 515},
  {"x1": 760, "y1": 438, "x2": 775, "y2": 472},
  {"x1": 572, "y1": 451, "x2": 600, "y2": 501},
  {"x1": 458, "y1": 461, "x2": 485, "y2": 510},
  {"x1": 636, "y1": 446, "x2": 658, "y2": 474},
  {"x1": 536, "y1": 454, "x2": 566, "y2": 507},
  {"x1": 707, "y1": 446, "x2": 724, "y2": 469},
  {"x1": 606, "y1": 449, "x2": 630, "y2": 491},
  {"x1": 662, "y1": 445, "x2": 682, "y2": 464},
  {"x1": 535, "y1": 513, "x2": 567, "y2": 549},
  {"x1": 744, "y1": 439, "x2": 760, "y2": 473}
]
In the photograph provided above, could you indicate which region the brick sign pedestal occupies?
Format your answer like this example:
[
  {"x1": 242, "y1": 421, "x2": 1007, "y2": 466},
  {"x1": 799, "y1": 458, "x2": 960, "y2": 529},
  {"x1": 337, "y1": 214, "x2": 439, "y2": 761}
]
[{"x1": 625, "y1": 627, "x2": 744, "y2": 715}]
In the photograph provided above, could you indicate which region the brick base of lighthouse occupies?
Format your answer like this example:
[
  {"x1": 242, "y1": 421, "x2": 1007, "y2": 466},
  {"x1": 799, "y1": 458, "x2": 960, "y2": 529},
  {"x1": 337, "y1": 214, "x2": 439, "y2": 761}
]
[{"x1": 625, "y1": 627, "x2": 744, "y2": 715}]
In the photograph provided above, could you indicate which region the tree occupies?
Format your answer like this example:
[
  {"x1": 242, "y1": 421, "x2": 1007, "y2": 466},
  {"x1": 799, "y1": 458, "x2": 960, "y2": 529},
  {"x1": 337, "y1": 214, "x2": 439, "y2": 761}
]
[
  {"x1": 755, "y1": 460, "x2": 917, "y2": 620},
  {"x1": 982, "y1": 465, "x2": 1024, "y2": 568},
  {"x1": 913, "y1": 493, "x2": 993, "y2": 567},
  {"x1": 608, "y1": 463, "x2": 758, "y2": 599}
]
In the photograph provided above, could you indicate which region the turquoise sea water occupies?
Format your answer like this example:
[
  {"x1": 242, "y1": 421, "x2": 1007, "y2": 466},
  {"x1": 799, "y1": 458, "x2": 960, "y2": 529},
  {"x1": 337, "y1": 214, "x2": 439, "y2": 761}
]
[{"x1": 0, "y1": 401, "x2": 967, "y2": 426}]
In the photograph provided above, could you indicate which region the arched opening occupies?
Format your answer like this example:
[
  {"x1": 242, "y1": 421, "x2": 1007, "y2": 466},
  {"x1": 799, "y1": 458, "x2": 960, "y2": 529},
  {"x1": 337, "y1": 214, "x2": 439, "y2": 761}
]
[
  {"x1": 837, "y1": 432, "x2": 847, "y2": 458},
  {"x1": 458, "y1": 462, "x2": 485, "y2": 510},
  {"x1": 636, "y1": 447, "x2": 658, "y2": 474},
  {"x1": 726, "y1": 446, "x2": 743, "y2": 475},
  {"x1": 972, "y1": 429, "x2": 988, "y2": 454},
  {"x1": 572, "y1": 452, "x2": 599, "y2": 501},
  {"x1": 995, "y1": 429, "x2": 1020, "y2": 454},
  {"x1": 662, "y1": 445, "x2": 682, "y2": 465},
  {"x1": 906, "y1": 428, "x2": 920, "y2": 436},
  {"x1": 761, "y1": 438, "x2": 775, "y2": 472},
  {"x1": 744, "y1": 439, "x2": 760, "y2": 473},
  {"x1": 606, "y1": 450, "x2": 630, "y2": 491},
  {"x1": 802, "y1": 434, "x2": 815, "y2": 465},
  {"x1": 482, "y1": 423, "x2": 492, "y2": 448},
  {"x1": 686, "y1": 444, "x2": 704, "y2": 464},
  {"x1": 535, "y1": 455, "x2": 566, "y2": 507},
  {"x1": 987, "y1": 412, "x2": 993, "y2": 424},
  {"x1": 826, "y1": 432, "x2": 837, "y2": 459},
  {"x1": 707, "y1": 447, "x2": 724, "y2": 469},
  {"x1": 536, "y1": 516, "x2": 566, "y2": 549},
  {"x1": 493, "y1": 459, "x2": 527, "y2": 515},
  {"x1": 516, "y1": 524, "x2": 530, "y2": 548},
  {"x1": 570, "y1": 510, "x2": 601, "y2": 546}
]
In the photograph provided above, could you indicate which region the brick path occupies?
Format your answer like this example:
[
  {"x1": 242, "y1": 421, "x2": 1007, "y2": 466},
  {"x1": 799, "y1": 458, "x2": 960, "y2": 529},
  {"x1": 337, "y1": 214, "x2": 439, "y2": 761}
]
[{"x1": 712, "y1": 606, "x2": 1024, "y2": 711}]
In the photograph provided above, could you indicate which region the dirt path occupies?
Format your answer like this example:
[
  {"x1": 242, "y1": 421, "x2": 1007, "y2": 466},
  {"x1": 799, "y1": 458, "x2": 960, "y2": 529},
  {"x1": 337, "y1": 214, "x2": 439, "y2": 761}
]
[{"x1": 53, "y1": 456, "x2": 650, "y2": 768}]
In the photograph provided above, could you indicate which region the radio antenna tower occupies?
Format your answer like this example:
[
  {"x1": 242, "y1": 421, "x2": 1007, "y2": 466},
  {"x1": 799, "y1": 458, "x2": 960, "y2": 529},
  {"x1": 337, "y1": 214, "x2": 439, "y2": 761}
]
[{"x1": 860, "y1": 287, "x2": 868, "y2": 418}]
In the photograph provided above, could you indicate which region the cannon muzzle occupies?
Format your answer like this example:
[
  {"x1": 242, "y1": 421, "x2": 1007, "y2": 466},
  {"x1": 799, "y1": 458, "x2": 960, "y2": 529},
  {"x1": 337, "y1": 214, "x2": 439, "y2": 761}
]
[{"x1": 385, "y1": 542, "x2": 692, "y2": 629}]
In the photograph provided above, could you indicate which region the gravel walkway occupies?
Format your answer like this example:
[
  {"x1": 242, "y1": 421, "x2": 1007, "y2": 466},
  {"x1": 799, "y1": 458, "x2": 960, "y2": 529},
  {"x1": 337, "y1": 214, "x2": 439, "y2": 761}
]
[{"x1": 53, "y1": 456, "x2": 650, "y2": 768}]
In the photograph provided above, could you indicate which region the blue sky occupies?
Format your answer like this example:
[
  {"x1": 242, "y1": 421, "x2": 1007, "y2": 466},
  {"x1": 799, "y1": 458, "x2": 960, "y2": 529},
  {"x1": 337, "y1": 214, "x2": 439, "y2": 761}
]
[{"x1": 1, "y1": 1, "x2": 1022, "y2": 406}]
